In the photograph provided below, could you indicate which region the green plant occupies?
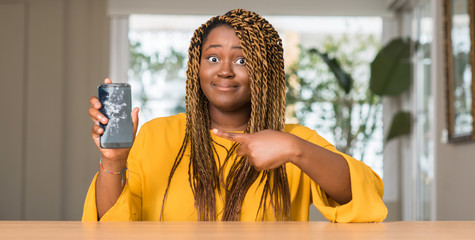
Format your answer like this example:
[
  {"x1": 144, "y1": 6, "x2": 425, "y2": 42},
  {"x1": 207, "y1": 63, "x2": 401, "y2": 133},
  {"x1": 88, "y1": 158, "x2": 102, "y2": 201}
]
[
  {"x1": 286, "y1": 35, "x2": 411, "y2": 161},
  {"x1": 286, "y1": 34, "x2": 382, "y2": 161},
  {"x1": 369, "y1": 38, "x2": 411, "y2": 141}
]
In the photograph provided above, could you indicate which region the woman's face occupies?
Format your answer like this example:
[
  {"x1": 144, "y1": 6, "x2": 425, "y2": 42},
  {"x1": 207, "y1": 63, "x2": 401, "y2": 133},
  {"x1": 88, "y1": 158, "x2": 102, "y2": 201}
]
[{"x1": 199, "y1": 25, "x2": 251, "y2": 114}]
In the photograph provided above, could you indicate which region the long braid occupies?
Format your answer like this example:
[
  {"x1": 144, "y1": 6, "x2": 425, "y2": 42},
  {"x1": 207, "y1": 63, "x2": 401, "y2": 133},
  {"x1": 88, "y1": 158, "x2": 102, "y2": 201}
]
[{"x1": 161, "y1": 9, "x2": 290, "y2": 221}]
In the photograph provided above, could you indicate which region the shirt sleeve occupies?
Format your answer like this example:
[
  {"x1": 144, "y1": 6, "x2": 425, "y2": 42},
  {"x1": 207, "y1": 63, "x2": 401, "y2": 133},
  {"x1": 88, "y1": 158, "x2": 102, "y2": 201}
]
[
  {"x1": 81, "y1": 126, "x2": 146, "y2": 221},
  {"x1": 293, "y1": 125, "x2": 388, "y2": 222}
]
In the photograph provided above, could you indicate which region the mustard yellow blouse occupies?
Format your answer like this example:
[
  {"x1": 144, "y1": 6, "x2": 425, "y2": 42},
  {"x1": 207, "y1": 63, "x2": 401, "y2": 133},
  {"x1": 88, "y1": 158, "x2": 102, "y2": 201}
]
[{"x1": 82, "y1": 113, "x2": 387, "y2": 222}]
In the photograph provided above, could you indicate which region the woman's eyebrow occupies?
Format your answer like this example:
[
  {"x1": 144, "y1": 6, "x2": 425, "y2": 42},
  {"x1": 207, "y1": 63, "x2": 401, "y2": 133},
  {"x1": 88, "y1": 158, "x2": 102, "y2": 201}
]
[
  {"x1": 205, "y1": 44, "x2": 222, "y2": 50},
  {"x1": 204, "y1": 44, "x2": 242, "y2": 51}
]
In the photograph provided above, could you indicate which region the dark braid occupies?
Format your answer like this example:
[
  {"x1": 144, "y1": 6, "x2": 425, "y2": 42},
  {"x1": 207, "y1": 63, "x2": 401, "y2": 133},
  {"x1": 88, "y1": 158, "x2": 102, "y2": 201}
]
[{"x1": 161, "y1": 9, "x2": 290, "y2": 221}]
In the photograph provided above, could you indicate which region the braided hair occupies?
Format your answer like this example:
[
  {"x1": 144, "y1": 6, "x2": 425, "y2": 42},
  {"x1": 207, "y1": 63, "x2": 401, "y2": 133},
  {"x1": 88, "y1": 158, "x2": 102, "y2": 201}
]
[{"x1": 161, "y1": 9, "x2": 290, "y2": 221}]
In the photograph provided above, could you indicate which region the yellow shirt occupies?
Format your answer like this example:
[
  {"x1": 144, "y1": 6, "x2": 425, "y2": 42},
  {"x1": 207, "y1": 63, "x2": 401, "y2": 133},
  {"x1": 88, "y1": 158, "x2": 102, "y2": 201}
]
[{"x1": 82, "y1": 113, "x2": 387, "y2": 222}]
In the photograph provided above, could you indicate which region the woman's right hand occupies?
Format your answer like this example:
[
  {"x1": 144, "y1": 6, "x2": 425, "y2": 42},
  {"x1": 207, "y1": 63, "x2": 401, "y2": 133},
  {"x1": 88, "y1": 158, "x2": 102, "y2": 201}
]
[
  {"x1": 88, "y1": 78, "x2": 139, "y2": 166},
  {"x1": 91, "y1": 79, "x2": 139, "y2": 218}
]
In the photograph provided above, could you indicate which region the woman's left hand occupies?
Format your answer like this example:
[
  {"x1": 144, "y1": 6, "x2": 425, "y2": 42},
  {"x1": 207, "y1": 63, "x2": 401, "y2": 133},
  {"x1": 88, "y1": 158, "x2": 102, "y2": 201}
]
[
  {"x1": 213, "y1": 128, "x2": 352, "y2": 204},
  {"x1": 212, "y1": 129, "x2": 299, "y2": 171}
]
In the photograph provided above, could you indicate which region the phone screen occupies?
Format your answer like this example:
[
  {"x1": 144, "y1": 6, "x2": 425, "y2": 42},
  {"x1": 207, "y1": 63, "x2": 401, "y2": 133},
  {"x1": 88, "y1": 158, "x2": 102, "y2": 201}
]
[{"x1": 98, "y1": 83, "x2": 133, "y2": 148}]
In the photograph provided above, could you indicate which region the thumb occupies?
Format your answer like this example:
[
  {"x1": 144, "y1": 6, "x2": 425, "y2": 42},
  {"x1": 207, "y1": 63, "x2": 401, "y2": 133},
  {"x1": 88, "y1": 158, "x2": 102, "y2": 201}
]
[
  {"x1": 211, "y1": 128, "x2": 246, "y2": 143},
  {"x1": 131, "y1": 107, "x2": 140, "y2": 137}
]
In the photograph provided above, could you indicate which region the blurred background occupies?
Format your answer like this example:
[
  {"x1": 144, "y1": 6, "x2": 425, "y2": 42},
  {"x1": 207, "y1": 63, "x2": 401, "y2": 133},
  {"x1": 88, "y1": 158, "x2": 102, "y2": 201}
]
[{"x1": 1, "y1": 0, "x2": 474, "y2": 221}]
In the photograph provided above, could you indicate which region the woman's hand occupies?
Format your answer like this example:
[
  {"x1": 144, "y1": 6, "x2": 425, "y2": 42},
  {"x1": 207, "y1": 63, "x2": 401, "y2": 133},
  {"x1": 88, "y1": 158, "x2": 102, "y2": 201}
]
[
  {"x1": 212, "y1": 128, "x2": 352, "y2": 204},
  {"x1": 88, "y1": 78, "x2": 139, "y2": 167},
  {"x1": 90, "y1": 79, "x2": 140, "y2": 219},
  {"x1": 211, "y1": 129, "x2": 298, "y2": 171}
]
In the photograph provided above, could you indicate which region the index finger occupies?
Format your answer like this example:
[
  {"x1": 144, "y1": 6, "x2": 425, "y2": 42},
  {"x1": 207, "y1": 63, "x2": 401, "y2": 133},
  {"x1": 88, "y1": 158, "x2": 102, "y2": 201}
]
[{"x1": 211, "y1": 129, "x2": 246, "y2": 143}]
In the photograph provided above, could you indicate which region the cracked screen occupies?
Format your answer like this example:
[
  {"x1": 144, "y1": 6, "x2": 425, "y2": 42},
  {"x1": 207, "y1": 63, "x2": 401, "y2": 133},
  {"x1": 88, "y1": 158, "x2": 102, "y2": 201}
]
[{"x1": 98, "y1": 83, "x2": 133, "y2": 148}]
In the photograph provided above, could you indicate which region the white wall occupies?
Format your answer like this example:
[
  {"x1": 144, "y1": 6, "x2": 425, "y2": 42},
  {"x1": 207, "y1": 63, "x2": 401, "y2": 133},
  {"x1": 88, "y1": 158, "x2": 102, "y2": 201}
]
[
  {"x1": 433, "y1": 1, "x2": 475, "y2": 220},
  {"x1": 0, "y1": 0, "x2": 109, "y2": 220}
]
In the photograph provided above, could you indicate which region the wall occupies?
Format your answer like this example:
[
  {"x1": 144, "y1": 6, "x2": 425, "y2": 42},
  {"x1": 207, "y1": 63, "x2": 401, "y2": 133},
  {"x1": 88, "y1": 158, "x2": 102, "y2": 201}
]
[
  {"x1": 0, "y1": 0, "x2": 109, "y2": 220},
  {"x1": 433, "y1": 1, "x2": 475, "y2": 220}
]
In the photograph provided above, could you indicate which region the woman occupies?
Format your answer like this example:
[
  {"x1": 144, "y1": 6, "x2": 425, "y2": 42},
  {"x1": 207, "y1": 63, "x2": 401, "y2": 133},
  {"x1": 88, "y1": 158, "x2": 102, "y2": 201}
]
[{"x1": 83, "y1": 9, "x2": 387, "y2": 222}]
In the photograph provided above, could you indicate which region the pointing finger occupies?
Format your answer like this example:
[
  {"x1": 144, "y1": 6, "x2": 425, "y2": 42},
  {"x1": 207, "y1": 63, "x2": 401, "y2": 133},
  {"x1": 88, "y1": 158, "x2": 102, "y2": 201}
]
[{"x1": 211, "y1": 129, "x2": 246, "y2": 143}]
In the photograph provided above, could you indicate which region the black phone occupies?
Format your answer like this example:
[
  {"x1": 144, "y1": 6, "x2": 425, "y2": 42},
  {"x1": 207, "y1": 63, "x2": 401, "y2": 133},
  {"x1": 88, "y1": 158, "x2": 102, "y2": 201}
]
[{"x1": 98, "y1": 83, "x2": 133, "y2": 148}]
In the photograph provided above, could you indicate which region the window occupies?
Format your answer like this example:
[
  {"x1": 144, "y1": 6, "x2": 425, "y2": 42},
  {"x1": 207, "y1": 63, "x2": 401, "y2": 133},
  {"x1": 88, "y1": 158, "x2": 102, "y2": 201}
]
[
  {"x1": 412, "y1": 0, "x2": 435, "y2": 220},
  {"x1": 126, "y1": 14, "x2": 383, "y2": 177}
]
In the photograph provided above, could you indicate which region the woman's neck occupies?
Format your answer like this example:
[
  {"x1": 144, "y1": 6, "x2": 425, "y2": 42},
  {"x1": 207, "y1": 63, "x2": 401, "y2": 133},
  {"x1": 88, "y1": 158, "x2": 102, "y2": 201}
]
[{"x1": 208, "y1": 107, "x2": 250, "y2": 132}]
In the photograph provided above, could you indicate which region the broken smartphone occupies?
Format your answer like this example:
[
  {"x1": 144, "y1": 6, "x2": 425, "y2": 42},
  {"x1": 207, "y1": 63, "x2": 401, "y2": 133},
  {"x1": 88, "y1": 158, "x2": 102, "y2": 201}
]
[{"x1": 97, "y1": 83, "x2": 133, "y2": 148}]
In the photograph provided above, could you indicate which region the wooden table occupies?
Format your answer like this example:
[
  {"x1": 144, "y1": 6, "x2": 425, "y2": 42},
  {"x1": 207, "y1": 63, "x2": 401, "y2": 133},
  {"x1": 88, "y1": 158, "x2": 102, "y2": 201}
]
[{"x1": 0, "y1": 221, "x2": 474, "y2": 239}]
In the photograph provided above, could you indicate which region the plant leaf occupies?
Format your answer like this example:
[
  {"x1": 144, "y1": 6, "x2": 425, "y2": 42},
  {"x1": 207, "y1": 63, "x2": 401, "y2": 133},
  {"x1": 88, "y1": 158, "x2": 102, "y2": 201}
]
[
  {"x1": 310, "y1": 49, "x2": 353, "y2": 94},
  {"x1": 386, "y1": 111, "x2": 411, "y2": 142},
  {"x1": 370, "y1": 38, "x2": 411, "y2": 96}
]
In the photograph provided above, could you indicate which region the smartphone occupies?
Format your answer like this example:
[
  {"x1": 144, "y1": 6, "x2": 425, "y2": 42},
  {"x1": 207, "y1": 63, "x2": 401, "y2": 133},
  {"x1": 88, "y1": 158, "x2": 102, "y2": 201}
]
[{"x1": 98, "y1": 83, "x2": 133, "y2": 148}]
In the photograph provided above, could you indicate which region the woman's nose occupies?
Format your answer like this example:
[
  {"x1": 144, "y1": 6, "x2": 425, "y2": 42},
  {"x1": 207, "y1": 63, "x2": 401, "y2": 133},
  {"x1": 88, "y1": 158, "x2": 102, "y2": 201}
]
[{"x1": 218, "y1": 61, "x2": 235, "y2": 78}]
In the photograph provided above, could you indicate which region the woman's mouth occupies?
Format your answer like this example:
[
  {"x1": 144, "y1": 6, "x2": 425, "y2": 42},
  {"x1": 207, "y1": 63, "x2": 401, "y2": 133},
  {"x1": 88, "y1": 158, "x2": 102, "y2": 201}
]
[{"x1": 212, "y1": 83, "x2": 238, "y2": 92}]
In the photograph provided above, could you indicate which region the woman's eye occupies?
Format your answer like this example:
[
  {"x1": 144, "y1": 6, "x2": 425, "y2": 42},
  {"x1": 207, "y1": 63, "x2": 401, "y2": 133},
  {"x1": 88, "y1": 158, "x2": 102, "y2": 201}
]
[
  {"x1": 235, "y1": 58, "x2": 246, "y2": 65},
  {"x1": 207, "y1": 56, "x2": 219, "y2": 63}
]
